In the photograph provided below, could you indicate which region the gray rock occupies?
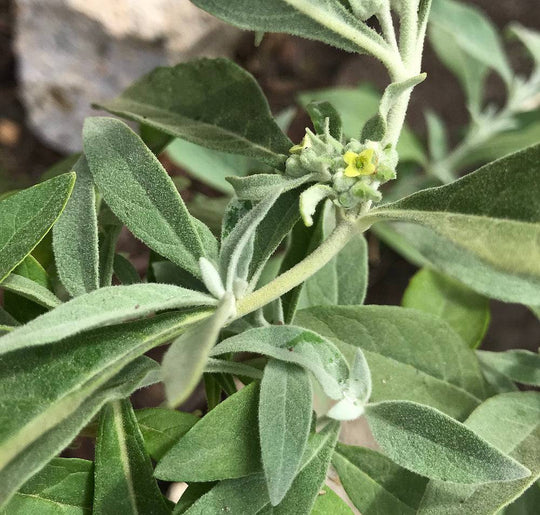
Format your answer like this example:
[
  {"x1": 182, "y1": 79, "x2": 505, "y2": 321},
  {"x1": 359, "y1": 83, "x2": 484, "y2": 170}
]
[{"x1": 15, "y1": 0, "x2": 241, "y2": 152}]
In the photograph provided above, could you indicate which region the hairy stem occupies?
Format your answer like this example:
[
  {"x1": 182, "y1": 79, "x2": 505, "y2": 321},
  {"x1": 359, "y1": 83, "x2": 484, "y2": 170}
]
[{"x1": 235, "y1": 218, "x2": 363, "y2": 318}]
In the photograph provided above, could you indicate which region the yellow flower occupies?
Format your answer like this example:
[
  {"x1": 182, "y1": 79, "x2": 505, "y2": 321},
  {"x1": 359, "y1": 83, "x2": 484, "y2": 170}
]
[{"x1": 343, "y1": 149, "x2": 376, "y2": 177}]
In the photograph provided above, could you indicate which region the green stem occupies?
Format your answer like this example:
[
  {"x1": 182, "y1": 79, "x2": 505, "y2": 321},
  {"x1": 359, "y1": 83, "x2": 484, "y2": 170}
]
[{"x1": 235, "y1": 218, "x2": 362, "y2": 318}]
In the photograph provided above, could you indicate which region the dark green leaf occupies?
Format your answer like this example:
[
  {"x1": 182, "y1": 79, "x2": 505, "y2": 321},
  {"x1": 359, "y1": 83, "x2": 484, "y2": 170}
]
[
  {"x1": 0, "y1": 458, "x2": 93, "y2": 515},
  {"x1": 135, "y1": 408, "x2": 199, "y2": 461},
  {"x1": 259, "y1": 360, "x2": 312, "y2": 505},
  {"x1": 155, "y1": 382, "x2": 261, "y2": 482},
  {"x1": 332, "y1": 443, "x2": 428, "y2": 514},
  {"x1": 94, "y1": 399, "x2": 170, "y2": 514},
  {"x1": 53, "y1": 157, "x2": 100, "y2": 297},
  {"x1": 365, "y1": 400, "x2": 530, "y2": 483},
  {"x1": 97, "y1": 59, "x2": 291, "y2": 168},
  {"x1": 0, "y1": 173, "x2": 75, "y2": 282},
  {"x1": 113, "y1": 254, "x2": 140, "y2": 285},
  {"x1": 0, "y1": 274, "x2": 61, "y2": 310},
  {"x1": 306, "y1": 101, "x2": 343, "y2": 140}
]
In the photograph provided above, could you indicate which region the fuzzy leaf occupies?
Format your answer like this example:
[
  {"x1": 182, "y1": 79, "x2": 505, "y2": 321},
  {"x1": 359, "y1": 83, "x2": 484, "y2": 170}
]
[
  {"x1": 135, "y1": 408, "x2": 198, "y2": 461},
  {"x1": 94, "y1": 400, "x2": 170, "y2": 514},
  {"x1": 332, "y1": 444, "x2": 428, "y2": 514},
  {"x1": 477, "y1": 350, "x2": 540, "y2": 387},
  {"x1": 227, "y1": 173, "x2": 315, "y2": 201},
  {"x1": 191, "y1": 0, "x2": 388, "y2": 55},
  {"x1": 295, "y1": 305, "x2": 487, "y2": 420},
  {"x1": 83, "y1": 117, "x2": 215, "y2": 279},
  {"x1": 113, "y1": 254, "x2": 140, "y2": 285},
  {"x1": 162, "y1": 295, "x2": 234, "y2": 407},
  {"x1": 0, "y1": 274, "x2": 61, "y2": 310},
  {"x1": 298, "y1": 233, "x2": 368, "y2": 308},
  {"x1": 0, "y1": 284, "x2": 215, "y2": 356},
  {"x1": 306, "y1": 100, "x2": 343, "y2": 140},
  {"x1": 418, "y1": 392, "x2": 540, "y2": 514},
  {"x1": 0, "y1": 353, "x2": 160, "y2": 509},
  {"x1": 97, "y1": 59, "x2": 291, "y2": 168},
  {"x1": 311, "y1": 486, "x2": 354, "y2": 514},
  {"x1": 53, "y1": 157, "x2": 100, "y2": 297},
  {"x1": 367, "y1": 144, "x2": 540, "y2": 305},
  {"x1": 259, "y1": 360, "x2": 312, "y2": 505},
  {"x1": 365, "y1": 400, "x2": 530, "y2": 483},
  {"x1": 155, "y1": 382, "x2": 261, "y2": 482},
  {"x1": 0, "y1": 458, "x2": 93, "y2": 514},
  {"x1": 0, "y1": 173, "x2": 75, "y2": 282},
  {"x1": 402, "y1": 268, "x2": 490, "y2": 348}
]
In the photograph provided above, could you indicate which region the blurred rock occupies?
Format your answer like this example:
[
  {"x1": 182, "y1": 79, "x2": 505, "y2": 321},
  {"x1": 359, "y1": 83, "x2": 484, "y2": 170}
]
[{"x1": 14, "y1": 0, "x2": 241, "y2": 152}]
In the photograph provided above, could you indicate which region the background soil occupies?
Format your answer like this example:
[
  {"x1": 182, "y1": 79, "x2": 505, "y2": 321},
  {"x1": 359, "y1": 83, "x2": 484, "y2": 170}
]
[{"x1": 0, "y1": 1, "x2": 538, "y2": 400}]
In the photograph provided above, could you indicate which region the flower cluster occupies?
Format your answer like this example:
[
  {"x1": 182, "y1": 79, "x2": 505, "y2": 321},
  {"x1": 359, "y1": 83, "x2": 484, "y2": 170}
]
[{"x1": 284, "y1": 123, "x2": 398, "y2": 223}]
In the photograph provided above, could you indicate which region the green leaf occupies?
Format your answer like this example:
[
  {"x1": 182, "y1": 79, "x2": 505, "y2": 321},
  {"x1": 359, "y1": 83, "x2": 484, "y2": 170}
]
[
  {"x1": 430, "y1": 0, "x2": 512, "y2": 87},
  {"x1": 418, "y1": 392, "x2": 540, "y2": 514},
  {"x1": 135, "y1": 408, "x2": 198, "y2": 461},
  {"x1": 182, "y1": 421, "x2": 340, "y2": 514},
  {"x1": 162, "y1": 294, "x2": 234, "y2": 407},
  {"x1": 0, "y1": 283, "x2": 215, "y2": 356},
  {"x1": 227, "y1": 173, "x2": 315, "y2": 201},
  {"x1": 0, "y1": 352, "x2": 159, "y2": 508},
  {"x1": 502, "y1": 482, "x2": 540, "y2": 515},
  {"x1": 172, "y1": 483, "x2": 215, "y2": 514},
  {"x1": 0, "y1": 274, "x2": 61, "y2": 310},
  {"x1": 83, "y1": 117, "x2": 215, "y2": 279},
  {"x1": 210, "y1": 326, "x2": 351, "y2": 402},
  {"x1": 298, "y1": 233, "x2": 368, "y2": 308},
  {"x1": 509, "y1": 23, "x2": 540, "y2": 67},
  {"x1": 311, "y1": 486, "x2": 354, "y2": 514},
  {"x1": 259, "y1": 360, "x2": 312, "y2": 505},
  {"x1": 332, "y1": 444, "x2": 428, "y2": 514},
  {"x1": 113, "y1": 254, "x2": 140, "y2": 285},
  {"x1": 97, "y1": 59, "x2": 291, "y2": 168},
  {"x1": 53, "y1": 157, "x2": 100, "y2": 297},
  {"x1": 0, "y1": 173, "x2": 75, "y2": 282},
  {"x1": 477, "y1": 350, "x2": 540, "y2": 387},
  {"x1": 94, "y1": 400, "x2": 170, "y2": 514},
  {"x1": 402, "y1": 268, "x2": 490, "y2": 348},
  {"x1": 0, "y1": 458, "x2": 93, "y2": 515},
  {"x1": 425, "y1": 110, "x2": 448, "y2": 162},
  {"x1": 155, "y1": 382, "x2": 261, "y2": 482},
  {"x1": 191, "y1": 0, "x2": 388, "y2": 55},
  {"x1": 298, "y1": 85, "x2": 426, "y2": 164},
  {"x1": 365, "y1": 400, "x2": 530, "y2": 483},
  {"x1": 305, "y1": 100, "x2": 343, "y2": 140},
  {"x1": 367, "y1": 144, "x2": 540, "y2": 305},
  {"x1": 295, "y1": 305, "x2": 486, "y2": 420}
]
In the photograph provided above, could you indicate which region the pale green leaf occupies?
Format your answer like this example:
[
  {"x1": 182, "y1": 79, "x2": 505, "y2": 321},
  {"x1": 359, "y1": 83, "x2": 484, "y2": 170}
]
[
  {"x1": 191, "y1": 0, "x2": 388, "y2": 55},
  {"x1": 0, "y1": 274, "x2": 61, "y2": 310},
  {"x1": 155, "y1": 382, "x2": 261, "y2": 482},
  {"x1": 0, "y1": 173, "x2": 75, "y2": 282},
  {"x1": 53, "y1": 157, "x2": 100, "y2": 297},
  {"x1": 298, "y1": 234, "x2": 368, "y2": 308},
  {"x1": 509, "y1": 23, "x2": 540, "y2": 67},
  {"x1": 0, "y1": 458, "x2": 93, "y2": 515},
  {"x1": 162, "y1": 295, "x2": 234, "y2": 407},
  {"x1": 365, "y1": 400, "x2": 530, "y2": 483},
  {"x1": 332, "y1": 443, "x2": 428, "y2": 514},
  {"x1": 135, "y1": 408, "x2": 198, "y2": 461},
  {"x1": 83, "y1": 117, "x2": 214, "y2": 279},
  {"x1": 418, "y1": 392, "x2": 540, "y2": 514},
  {"x1": 430, "y1": 0, "x2": 512, "y2": 86},
  {"x1": 295, "y1": 305, "x2": 486, "y2": 420},
  {"x1": 227, "y1": 173, "x2": 315, "y2": 201},
  {"x1": 367, "y1": 144, "x2": 540, "y2": 305},
  {"x1": 402, "y1": 268, "x2": 490, "y2": 348},
  {"x1": 259, "y1": 360, "x2": 312, "y2": 505},
  {"x1": 97, "y1": 59, "x2": 291, "y2": 168},
  {"x1": 477, "y1": 350, "x2": 540, "y2": 387},
  {"x1": 0, "y1": 283, "x2": 215, "y2": 356},
  {"x1": 94, "y1": 399, "x2": 170, "y2": 514}
]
